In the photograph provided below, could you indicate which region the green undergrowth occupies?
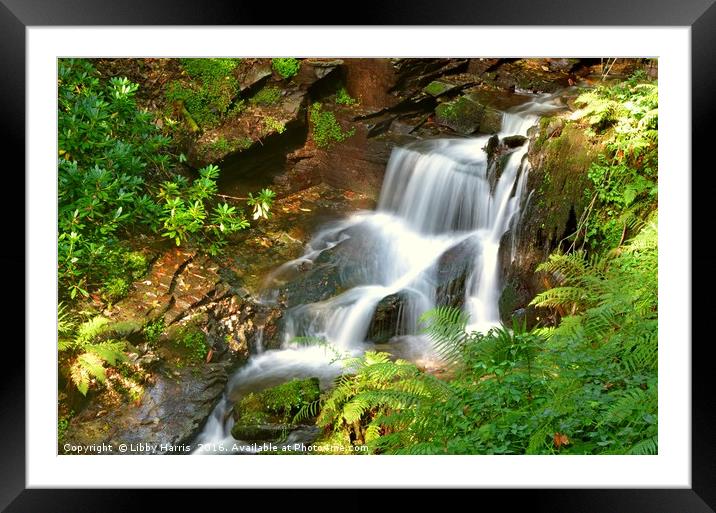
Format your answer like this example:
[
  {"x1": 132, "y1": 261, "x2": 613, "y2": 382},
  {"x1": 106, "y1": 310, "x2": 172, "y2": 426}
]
[
  {"x1": 310, "y1": 216, "x2": 657, "y2": 455},
  {"x1": 309, "y1": 103, "x2": 355, "y2": 149}
]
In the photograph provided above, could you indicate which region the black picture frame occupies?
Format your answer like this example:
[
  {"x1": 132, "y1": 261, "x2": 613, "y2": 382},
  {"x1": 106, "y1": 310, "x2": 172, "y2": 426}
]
[{"x1": 3, "y1": 1, "x2": 713, "y2": 510}]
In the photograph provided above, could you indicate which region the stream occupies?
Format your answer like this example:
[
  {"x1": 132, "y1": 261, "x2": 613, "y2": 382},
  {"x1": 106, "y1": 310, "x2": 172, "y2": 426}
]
[{"x1": 192, "y1": 93, "x2": 562, "y2": 454}]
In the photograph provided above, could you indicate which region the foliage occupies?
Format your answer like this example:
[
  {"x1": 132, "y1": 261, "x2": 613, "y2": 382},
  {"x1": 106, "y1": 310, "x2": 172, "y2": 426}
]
[
  {"x1": 263, "y1": 116, "x2": 286, "y2": 135},
  {"x1": 315, "y1": 219, "x2": 657, "y2": 454},
  {"x1": 157, "y1": 164, "x2": 250, "y2": 254},
  {"x1": 58, "y1": 303, "x2": 128, "y2": 396},
  {"x1": 143, "y1": 317, "x2": 165, "y2": 345},
  {"x1": 58, "y1": 58, "x2": 171, "y2": 300},
  {"x1": 272, "y1": 58, "x2": 301, "y2": 79},
  {"x1": 247, "y1": 188, "x2": 277, "y2": 220},
  {"x1": 335, "y1": 86, "x2": 358, "y2": 106},
  {"x1": 166, "y1": 58, "x2": 242, "y2": 129},
  {"x1": 175, "y1": 327, "x2": 208, "y2": 361},
  {"x1": 568, "y1": 73, "x2": 658, "y2": 250},
  {"x1": 309, "y1": 103, "x2": 355, "y2": 149},
  {"x1": 249, "y1": 86, "x2": 282, "y2": 106}
]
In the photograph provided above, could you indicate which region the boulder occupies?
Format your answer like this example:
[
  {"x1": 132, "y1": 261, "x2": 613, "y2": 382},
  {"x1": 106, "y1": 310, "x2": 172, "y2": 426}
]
[
  {"x1": 502, "y1": 135, "x2": 528, "y2": 148},
  {"x1": 434, "y1": 94, "x2": 502, "y2": 135},
  {"x1": 62, "y1": 363, "x2": 230, "y2": 453}
]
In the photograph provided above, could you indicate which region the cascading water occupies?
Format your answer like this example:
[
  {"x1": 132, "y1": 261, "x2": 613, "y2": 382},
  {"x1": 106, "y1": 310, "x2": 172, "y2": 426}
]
[{"x1": 193, "y1": 93, "x2": 561, "y2": 453}]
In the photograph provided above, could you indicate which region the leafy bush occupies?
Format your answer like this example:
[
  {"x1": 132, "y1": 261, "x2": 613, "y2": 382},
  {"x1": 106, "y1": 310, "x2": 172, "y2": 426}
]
[
  {"x1": 58, "y1": 58, "x2": 171, "y2": 299},
  {"x1": 247, "y1": 188, "x2": 276, "y2": 220},
  {"x1": 143, "y1": 317, "x2": 165, "y2": 345},
  {"x1": 309, "y1": 103, "x2": 355, "y2": 149},
  {"x1": 272, "y1": 58, "x2": 300, "y2": 79},
  {"x1": 158, "y1": 164, "x2": 250, "y2": 254}
]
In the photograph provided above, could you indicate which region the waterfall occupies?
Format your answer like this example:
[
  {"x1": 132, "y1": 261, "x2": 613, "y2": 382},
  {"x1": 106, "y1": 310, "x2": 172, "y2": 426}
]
[{"x1": 192, "y1": 93, "x2": 561, "y2": 452}]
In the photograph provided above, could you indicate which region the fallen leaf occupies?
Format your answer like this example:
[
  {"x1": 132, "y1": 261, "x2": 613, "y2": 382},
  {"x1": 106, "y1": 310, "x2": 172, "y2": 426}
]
[{"x1": 553, "y1": 432, "x2": 570, "y2": 449}]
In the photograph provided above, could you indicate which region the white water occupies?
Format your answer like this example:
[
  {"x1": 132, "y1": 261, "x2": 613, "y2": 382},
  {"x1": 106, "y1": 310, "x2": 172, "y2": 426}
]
[{"x1": 193, "y1": 94, "x2": 561, "y2": 453}]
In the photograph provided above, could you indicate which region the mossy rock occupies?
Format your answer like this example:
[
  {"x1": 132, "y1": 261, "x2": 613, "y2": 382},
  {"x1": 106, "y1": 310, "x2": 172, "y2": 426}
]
[
  {"x1": 478, "y1": 106, "x2": 502, "y2": 134},
  {"x1": 435, "y1": 94, "x2": 502, "y2": 135},
  {"x1": 423, "y1": 80, "x2": 458, "y2": 97},
  {"x1": 501, "y1": 135, "x2": 527, "y2": 148},
  {"x1": 231, "y1": 423, "x2": 287, "y2": 441},
  {"x1": 230, "y1": 377, "x2": 321, "y2": 440},
  {"x1": 435, "y1": 95, "x2": 484, "y2": 134}
]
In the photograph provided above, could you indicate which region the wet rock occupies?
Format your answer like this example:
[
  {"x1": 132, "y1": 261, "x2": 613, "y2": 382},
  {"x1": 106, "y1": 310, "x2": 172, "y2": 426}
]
[
  {"x1": 502, "y1": 135, "x2": 528, "y2": 148},
  {"x1": 367, "y1": 293, "x2": 407, "y2": 344},
  {"x1": 502, "y1": 114, "x2": 604, "y2": 318},
  {"x1": 435, "y1": 238, "x2": 478, "y2": 308},
  {"x1": 484, "y1": 134, "x2": 499, "y2": 160},
  {"x1": 63, "y1": 363, "x2": 230, "y2": 453}
]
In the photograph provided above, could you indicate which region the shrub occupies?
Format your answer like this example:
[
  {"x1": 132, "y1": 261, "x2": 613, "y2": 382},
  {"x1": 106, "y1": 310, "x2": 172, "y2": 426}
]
[
  {"x1": 157, "y1": 164, "x2": 250, "y2": 254},
  {"x1": 143, "y1": 317, "x2": 165, "y2": 345},
  {"x1": 567, "y1": 73, "x2": 658, "y2": 251},
  {"x1": 58, "y1": 58, "x2": 171, "y2": 300}
]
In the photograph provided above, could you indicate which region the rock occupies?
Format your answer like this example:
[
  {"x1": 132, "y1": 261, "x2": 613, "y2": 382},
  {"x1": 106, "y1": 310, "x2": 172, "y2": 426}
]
[
  {"x1": 188, "y1": 88, "x2": 308, "y2": 168},
  {"x1": 502, "y1": 135, "x2": 527, "y2": 148},
  {"x1": 367, "y1": 293, "x2": 407, "y2": 344},
  {"x1": 236, "y1": 59, "x2": 272, "y2": 93},
  {"x1": 63, "y1": 363, "x2": 230, "y2": 453},
  {"x1": 479, "y1": 106, "x2": 503, "y2": 134},
  {"x1": 231, "y1": 377, "x2": 321, "y2": 441},
  {"x1": 294, "y1": 58, "x2": 342, "y2": 89},
  {"x1": 484, "y1": 134, "x2": 499, "y2": 160},
  {"x1": 434, "y1": 94, "x2": 502, "y2": 135},
  {"x1": 435, "y1": 238, "x2": 479, "y2": 308},
  {"x1": 422, "y1": 79, "x2": 461, "y2": 97},
  {"x1": 501, "y1": 114, "x2": 604, "y2": 321}
]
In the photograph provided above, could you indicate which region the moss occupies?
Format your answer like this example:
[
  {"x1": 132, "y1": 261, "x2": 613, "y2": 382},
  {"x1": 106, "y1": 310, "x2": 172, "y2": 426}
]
[
  {"x1": 174, "y1": 326, "x2": 208, "y2": 362},
  {"x1": 165, "y1": 58, "x2": 242, "y2": 129},
  {"x1": 434, "y1": 95, "x2": 501, "y2": 134},
  {"x1": 263, "y1": 116, "x2": 286, "y2": 135},
  {"x1": 530, "y1": 120, "x2": 600, "y2": 241},
  {"x1": 272, "y1": 58, "x2": 301, "y2": 79},
  {"x1": 310, "y1": 103, "x2": 354, "y2": 149},
  {"x1": 263, "y1": 377, "x2": 320, "y2": 415},
  {"x1": 202, "y1": 135, "x2": 254, "y2": 160},
  {"x1": 423, "y1": 80, "x2": 453, "y2": 97},
  {"x1": 249, "y1": 86, "x2": 282, "y2": 106}
]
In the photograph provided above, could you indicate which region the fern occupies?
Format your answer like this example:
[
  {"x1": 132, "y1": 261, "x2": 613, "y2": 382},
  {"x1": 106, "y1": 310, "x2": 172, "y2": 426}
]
[{"x1": 58, "y1": 306, "x2": 129, "y2": 396}]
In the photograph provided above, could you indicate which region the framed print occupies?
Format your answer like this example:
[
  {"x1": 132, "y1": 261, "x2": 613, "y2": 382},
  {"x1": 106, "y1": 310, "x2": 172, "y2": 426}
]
[{"x1": 4, "y1": 0, "x2": 715, "y2": 510}]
